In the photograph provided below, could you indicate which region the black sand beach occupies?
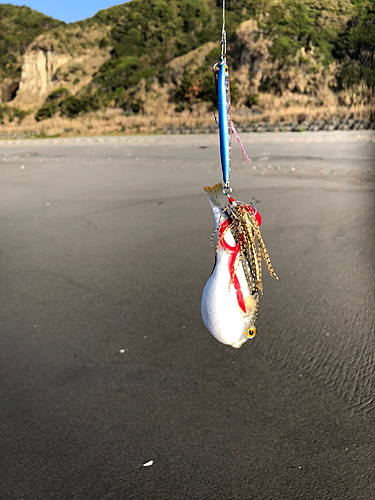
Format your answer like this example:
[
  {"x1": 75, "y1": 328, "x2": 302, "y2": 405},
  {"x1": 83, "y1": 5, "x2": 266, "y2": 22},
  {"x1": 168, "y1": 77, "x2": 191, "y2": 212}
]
[{"x1": 1, "y1": 132, "x2": 374, "y2": 499}]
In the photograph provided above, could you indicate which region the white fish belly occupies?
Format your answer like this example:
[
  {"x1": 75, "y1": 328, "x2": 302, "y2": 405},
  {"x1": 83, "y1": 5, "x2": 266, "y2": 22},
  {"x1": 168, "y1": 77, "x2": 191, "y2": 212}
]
[{"x1": 201, "y1": 249, "x2": 252, "y2": 348}]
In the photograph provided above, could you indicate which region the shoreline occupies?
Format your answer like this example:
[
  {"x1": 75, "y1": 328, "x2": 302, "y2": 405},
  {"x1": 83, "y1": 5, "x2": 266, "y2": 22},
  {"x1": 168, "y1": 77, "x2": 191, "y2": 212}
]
[{"x1": 1, "y1": 118, "x2": 374, "y2": 142}]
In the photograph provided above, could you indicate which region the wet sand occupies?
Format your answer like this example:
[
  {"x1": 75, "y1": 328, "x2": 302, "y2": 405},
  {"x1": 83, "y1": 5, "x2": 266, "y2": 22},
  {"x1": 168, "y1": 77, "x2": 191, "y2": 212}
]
[{"x1": 1, "y1": 132, "x2": 374, "y2": 499}]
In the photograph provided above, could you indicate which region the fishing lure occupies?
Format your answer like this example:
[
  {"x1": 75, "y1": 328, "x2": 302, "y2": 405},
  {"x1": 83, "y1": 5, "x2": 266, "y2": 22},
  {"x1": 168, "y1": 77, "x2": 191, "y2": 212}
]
[
  {"x1": 201, "y1": 1, "x2": 278, "y2": 348},
  {"x1": 213, "y1": 57, "x2": 232, "y2": 193},
  {"x1": 212, "y1": 3, "x2": 251, "y2": 195}
]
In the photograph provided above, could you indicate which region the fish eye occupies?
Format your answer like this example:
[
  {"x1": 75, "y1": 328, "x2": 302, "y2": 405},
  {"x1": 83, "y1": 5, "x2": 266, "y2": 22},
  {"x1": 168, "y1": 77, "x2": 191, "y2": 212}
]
[
  {"x1": 224, "y1": 67, "x2": 228, "y2": 74},
  {"x1": 246, "y1": 327, "x2": 256, "y2": 338}
]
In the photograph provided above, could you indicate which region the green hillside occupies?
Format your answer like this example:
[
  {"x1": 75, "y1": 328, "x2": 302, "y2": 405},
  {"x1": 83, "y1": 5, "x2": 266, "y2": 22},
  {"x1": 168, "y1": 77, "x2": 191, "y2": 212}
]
[
  {"x1": 91, "y1": 0, "x2": 252, "y2": 88},
  {"x1": 51, "y1": 0, "x2": 256, "y2": 116},
  {"x1": 1, "y1": 0, "x2": 374, "y2": 127},
  {"x1": 0, "y1": 4, "x2": 65, "y2": 81},
  {"x1": 50, "y1": 0, "x2": 375, "y2": 118}
]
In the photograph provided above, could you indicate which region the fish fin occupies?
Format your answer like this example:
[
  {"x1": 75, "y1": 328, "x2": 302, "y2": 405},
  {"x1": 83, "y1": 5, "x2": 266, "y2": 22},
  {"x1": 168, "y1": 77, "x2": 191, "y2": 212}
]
[
  {"x1": 231, "y1": 337, "x2": 248, "y2": 349},
  {"x1": 203, "y1": 183, "x2": 227, "y2": 208}
]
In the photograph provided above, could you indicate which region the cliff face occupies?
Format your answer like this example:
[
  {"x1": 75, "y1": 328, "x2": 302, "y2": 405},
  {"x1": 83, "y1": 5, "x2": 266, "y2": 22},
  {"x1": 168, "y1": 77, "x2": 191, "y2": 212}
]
[
  {"x1": 0, "y1": 4, "x2": 64, "y2": 85},
  {"x1": 11, "y1": 23, "x2": 111, "y2": 108},
  {"x1": 15, "y1": 49, "x2": 71, "y2": 106}
]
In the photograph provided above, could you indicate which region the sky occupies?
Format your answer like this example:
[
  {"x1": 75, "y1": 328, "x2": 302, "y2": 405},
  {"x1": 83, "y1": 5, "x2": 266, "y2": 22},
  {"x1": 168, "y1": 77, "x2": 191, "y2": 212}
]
[{"x1": 0, "y1": 1, "x2": 130, "y2": 23}]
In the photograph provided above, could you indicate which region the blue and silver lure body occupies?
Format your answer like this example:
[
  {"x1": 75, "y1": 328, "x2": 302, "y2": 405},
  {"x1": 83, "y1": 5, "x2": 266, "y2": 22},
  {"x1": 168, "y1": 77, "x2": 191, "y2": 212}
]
[{"x1": 214, "y1": 57, "x2": 232, "y2": 193}]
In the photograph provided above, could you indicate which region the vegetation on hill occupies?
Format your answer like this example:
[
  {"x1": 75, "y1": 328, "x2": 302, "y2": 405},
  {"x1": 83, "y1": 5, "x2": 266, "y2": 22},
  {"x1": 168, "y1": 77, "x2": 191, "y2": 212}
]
[
  {"x1": 53, "y1": 0, "x2": 374, "y2": 119},
  {"x1": 71, "y1": 0, "x2": 254, "y2": 115},
  {"x1": 0, "y1": 4, "x2": 64, "y2": 81},
  {"x1": 0, "y1": 104, "x2": 29, "y2": 123},
  {"x1": 334, "y1": 0, "x2": 375, "y2": 89},
  {"x1": 1, "y1": 0, "x2": 374, "y2": 127},
  {"x1": 91, "y1": 0, "x2": 249, "y2": 87}
]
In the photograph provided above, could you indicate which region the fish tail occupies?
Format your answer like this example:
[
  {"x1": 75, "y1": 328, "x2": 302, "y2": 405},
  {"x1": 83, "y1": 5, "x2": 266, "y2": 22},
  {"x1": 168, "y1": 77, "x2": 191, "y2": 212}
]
[{"x1": 203, "y1": 183, "x2": 227, "y2": 207}]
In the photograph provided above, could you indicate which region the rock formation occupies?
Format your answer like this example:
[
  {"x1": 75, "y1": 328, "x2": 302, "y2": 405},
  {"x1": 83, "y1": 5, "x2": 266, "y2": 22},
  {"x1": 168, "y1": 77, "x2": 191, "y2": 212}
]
[
  {"x1": 0, "y1": 79, "x2": 20, "y2": 103},
  {"x1": 14, "y1": 48, "x2": 71, "y2": 106}
]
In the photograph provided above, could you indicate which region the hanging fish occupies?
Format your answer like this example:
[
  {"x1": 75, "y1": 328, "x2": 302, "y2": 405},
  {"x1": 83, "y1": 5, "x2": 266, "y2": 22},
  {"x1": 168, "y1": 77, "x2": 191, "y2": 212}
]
[
  {"x1": 201, "y1": 183, "x2": 277, "y2": 348},
  {"x1": 201, "y1": 2, "x2": 278, "y2": 348}
]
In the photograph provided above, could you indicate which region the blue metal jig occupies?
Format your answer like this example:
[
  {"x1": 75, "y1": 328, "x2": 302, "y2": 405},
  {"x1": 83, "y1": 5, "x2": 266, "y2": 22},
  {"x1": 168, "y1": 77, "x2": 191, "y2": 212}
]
[
  {"x1": 213, "y1": 0, "x2": 251, "y2": 197},
  {"x1": 214, "y1": 58, "x2": 232, "y2": 194}
]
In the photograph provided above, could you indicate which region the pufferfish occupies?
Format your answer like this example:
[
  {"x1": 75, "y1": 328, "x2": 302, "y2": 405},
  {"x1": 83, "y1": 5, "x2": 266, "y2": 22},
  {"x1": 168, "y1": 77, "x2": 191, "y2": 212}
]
[{"x1": 201, "y1": 183, "x2": 277, "y2": 349}]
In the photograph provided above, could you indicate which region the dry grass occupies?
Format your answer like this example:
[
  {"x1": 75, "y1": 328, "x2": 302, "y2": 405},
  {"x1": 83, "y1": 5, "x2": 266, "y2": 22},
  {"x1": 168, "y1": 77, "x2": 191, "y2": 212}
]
[
  {"x1": 168, "y1": 41, "x2": 216, "y2": 83},
  {"x1": 233, "y1": 104, "x2": 375, "y2": 125},
  {"x1": 1, "y1": 101, "x2": 374, "y2": 139}
]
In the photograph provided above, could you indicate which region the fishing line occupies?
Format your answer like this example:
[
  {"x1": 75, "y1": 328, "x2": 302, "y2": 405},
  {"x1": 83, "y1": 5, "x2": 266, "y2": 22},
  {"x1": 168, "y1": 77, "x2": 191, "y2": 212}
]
[
  {"x1": 221, "y1": 0, "x2": 227, "y2": 57},
  {"x1": 222, "y1": 0, "x2": 225, "y2": 34}
]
